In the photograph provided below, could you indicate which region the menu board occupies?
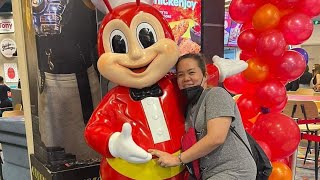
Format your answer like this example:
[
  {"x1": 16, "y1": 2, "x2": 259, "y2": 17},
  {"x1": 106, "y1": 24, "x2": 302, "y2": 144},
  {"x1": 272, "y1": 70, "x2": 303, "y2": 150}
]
[{"x1": 153, "y1": 0, "x2": 201, "y2": 55}]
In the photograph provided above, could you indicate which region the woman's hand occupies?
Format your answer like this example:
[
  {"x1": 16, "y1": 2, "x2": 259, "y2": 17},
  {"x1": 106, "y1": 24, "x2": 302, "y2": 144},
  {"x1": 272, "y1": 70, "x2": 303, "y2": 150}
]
[{"x1": 148, "y1": 149, "x2": 181, "y2": 167}]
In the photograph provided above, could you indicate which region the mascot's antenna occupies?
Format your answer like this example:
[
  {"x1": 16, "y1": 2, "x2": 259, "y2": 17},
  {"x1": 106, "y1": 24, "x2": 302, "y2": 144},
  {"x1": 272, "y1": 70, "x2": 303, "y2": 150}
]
[{"x1": 103, "y1": 0, "x2": 113, "y2": 13}]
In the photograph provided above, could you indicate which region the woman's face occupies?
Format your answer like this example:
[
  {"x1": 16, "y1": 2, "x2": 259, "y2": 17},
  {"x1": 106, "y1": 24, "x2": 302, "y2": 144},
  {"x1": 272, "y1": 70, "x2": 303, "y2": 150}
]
[{"x1": 176, "y1": 58, "x2": 206, "y2": 90}]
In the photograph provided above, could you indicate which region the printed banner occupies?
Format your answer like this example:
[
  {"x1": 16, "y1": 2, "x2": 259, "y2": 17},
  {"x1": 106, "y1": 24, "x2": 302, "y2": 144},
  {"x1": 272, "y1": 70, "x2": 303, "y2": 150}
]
[
  {"x1": 0, "y1": 18, "x2": 14, "y2": 33},
  {"x1": 153, "y1": 0, "x2": 201, "y2": 55},
  {"x1": 3, "y1": 63, "x2": 19, "y2": 83},
  {"x1": 224, "y1": 12, "x2": 232, "y2": 45},
  {"x1": 224, "y1": 11, "x2": 241, "y2": 47},
  {"x1": 228, "y1": 21, "x2": 241, "y2": 46}
]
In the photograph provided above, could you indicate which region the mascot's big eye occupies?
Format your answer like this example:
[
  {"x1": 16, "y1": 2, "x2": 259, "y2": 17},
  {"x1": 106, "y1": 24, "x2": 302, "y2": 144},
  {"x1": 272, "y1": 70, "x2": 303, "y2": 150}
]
[
  {"x1": 136, "y1": 22, "x2": 157, "y2": 49},
  {"x1": 110, "y1": 30, "x2": 128, "y2": 53}
]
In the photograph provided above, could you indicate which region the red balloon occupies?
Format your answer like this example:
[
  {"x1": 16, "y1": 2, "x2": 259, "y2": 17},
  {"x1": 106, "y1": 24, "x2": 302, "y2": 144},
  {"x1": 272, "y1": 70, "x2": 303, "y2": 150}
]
[
  {"x1": 229, "y1": 0, "x2": 263, "y2": 23},
  {"x1": 224, "y1": 73, "x2": 258, "y2": 96},
  {"x1": 239, "y1": 50, "x2": 256, "y2": 61},
  {"x1": 256, "y1": 30, "x2": 287, "y2": 58},
  {"x1": 268, "y1": 0, "x2": 300, "y2": 9},
  {"x1": 237, "y1": 94, "x2": 261, "y2": 120},
  {"x1": 256, "y1": 140, "x2": 272, "y2": 160},
  {"x1": 272, "y1": 50, "x2": 306, "y2": 82},
  {"x1": 237, "y1": 29, "x2": 259, "y2": 52},
  {"x1": 288, "y1": 155, "x2": 294, "y2": 167},
  {"x1": 243, "y1": 120, "x2": 254, "y2": 132},
  {"x1": 224, "y1": 73, "x2": 248, "y2": 94},
  {"x1": 251, "y1": 113, "x2": 300, "y2": 160},
  {"x1": 256, "y1": 55, "x2": 279, "y2": 68},
  {"x1": 240, "y1": 22, "x2": 253, "y2": 32},
  {"x1": 267, "y1": 0, "x2": 281, "y2": 4},
  {"x1": 255, "y1": 79, "x2": 286, "y2": 107},
  {"x1": 279, "y1": 13, "x2": 313, "y2": 45},
  {"x1": 297, "y1": 0, "x2": 320, "y2": 17},
  {"x1": 207, "y1": 64, "x2": 219, "y2": 87},
  {"x1": 268, "y1": 96, "x2": 288, "y2": 113},
  {"x1": 280, "y1": 8, "x2": 295, "y2": 18},
  {"x1": 274, "y1": 157, "x2": 290, "y2": 166},
  {"x1": 280, "y1": 80, "x2": 289, "y2": 85},
  {"x1": 243, "y1": 82, "x2": 259, "y2": 96}
]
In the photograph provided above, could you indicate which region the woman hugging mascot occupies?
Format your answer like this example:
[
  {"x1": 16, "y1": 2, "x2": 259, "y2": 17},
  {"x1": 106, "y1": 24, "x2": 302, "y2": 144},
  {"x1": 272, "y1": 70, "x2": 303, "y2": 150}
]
[{"x1": 84, "y1": 0, "x2": 247, "y2": 179}]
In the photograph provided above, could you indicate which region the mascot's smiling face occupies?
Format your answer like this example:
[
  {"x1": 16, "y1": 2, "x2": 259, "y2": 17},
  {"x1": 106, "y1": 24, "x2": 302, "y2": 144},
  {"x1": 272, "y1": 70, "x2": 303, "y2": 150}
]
[{"x1": 97, "y1": 2, "x2": 180, "y2": 89}]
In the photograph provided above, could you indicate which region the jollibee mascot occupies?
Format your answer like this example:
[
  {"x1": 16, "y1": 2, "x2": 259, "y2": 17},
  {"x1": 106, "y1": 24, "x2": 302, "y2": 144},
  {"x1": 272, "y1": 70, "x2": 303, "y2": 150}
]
[{"x1": 85, "y1": 0, "x2": 247, "y2": 179}]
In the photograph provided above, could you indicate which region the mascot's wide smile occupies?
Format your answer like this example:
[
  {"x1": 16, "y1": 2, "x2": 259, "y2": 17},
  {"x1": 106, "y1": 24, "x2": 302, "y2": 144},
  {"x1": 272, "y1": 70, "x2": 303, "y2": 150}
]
[{"x1": 126, "y1": 54, "x2": 159, "y2": 74}]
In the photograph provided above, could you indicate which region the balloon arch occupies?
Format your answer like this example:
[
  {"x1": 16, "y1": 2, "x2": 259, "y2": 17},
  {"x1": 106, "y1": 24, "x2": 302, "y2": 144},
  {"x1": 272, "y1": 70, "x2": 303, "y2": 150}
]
[{"x1": 225, "y1": 0, "x2": 320, "y2": 179}]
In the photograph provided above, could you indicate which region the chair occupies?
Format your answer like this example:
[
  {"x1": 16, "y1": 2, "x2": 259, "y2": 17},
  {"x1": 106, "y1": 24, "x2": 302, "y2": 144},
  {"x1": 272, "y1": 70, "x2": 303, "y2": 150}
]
[
  {"x1": 283, "y1": 100, "x2": 320, "y2": 180},
  {"x1": 296, "y1": 88, "x2": 315, "y2": 95},
  {"x1": 2, "y1": 110, "x2": 24, "y2": 117}
]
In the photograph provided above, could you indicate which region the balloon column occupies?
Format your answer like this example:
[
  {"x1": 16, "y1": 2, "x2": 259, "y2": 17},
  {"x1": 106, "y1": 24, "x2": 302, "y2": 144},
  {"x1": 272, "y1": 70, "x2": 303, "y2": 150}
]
[{"x1": 226, "y1": 0, "x2": 320, "y2": 178}]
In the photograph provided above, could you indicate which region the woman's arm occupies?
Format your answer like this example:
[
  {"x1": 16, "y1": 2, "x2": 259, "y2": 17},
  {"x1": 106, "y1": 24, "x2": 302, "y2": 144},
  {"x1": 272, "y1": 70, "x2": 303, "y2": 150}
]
[
  {"x1": 149, "y1": 116, "x2": 231, "y2": 167},
  {"x1": 180, "y1": 116, "x2": 231, "y2": 164},
  {"x1": 149, "y1": 87, "x2": 235, "y2": 167},
  {"x1": 316, "y1": 74, "x2": 320, "y2": 85}
]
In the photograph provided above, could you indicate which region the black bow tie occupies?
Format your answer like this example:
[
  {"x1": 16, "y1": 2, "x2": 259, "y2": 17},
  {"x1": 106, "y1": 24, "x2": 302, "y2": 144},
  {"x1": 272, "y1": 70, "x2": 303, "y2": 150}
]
[{"x1": 130, "y1": 84, "x2": 163, "y2": 101}]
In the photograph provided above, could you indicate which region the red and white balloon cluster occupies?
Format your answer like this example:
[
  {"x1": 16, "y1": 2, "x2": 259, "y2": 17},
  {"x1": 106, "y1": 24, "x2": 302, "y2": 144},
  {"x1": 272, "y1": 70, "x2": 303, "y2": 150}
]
[{"x1": 225, "y1": 0, "x2": 320, "y2": 179}]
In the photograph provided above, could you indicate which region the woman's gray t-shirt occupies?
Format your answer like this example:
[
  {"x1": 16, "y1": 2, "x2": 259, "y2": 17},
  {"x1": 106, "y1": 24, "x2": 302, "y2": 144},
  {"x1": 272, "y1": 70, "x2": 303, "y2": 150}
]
[{"x1": 186, "y1": 87, "x2": 256, "y2": 180}]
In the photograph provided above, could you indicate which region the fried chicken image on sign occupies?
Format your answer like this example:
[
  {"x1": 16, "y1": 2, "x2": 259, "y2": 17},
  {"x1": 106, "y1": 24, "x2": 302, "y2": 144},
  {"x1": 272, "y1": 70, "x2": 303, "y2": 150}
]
[
  {"x1": 178, "y1": 38, "x2": 201, "y2": 55},
  {"x1": 172, "y1": 19, "x2": 189, "y2": 42}
]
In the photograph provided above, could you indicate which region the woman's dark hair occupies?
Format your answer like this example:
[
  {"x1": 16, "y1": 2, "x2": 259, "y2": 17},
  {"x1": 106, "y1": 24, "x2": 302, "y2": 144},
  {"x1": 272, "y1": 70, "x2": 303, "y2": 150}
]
[
  {"x1": 176, "y1": 53, "x2": 207, "y2": 76},
  {"x1": 299, "y1": 65, "x2": 312, "y2": 85},
  {"x1": 305, "y1": 65, "x2": 309, "y2": 72},
  {"x1": 0, "y1": 76, "x2": 3, "y2": 83}
]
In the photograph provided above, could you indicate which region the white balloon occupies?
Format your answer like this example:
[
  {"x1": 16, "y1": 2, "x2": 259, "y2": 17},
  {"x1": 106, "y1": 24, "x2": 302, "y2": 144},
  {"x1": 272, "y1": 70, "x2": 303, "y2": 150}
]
[{"x1": 91, "y1": 0, "x2": 153, "y2": 14}]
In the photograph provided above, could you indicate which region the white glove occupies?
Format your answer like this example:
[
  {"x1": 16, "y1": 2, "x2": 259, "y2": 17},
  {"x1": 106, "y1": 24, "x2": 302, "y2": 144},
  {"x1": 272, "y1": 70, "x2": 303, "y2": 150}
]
[
  {"x1": 108, "y1": 123, "x2": 152, "y2": 163},
  {"x1": 212, "y1": 55, "x2": 248, "y2": 82}
]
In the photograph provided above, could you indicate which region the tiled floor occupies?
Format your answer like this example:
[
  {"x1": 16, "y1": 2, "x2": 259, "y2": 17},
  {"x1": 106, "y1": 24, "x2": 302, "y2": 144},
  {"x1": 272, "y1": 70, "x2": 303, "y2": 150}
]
[
  {"x1": 295, "y1": 145, "x2": 319, "y2": 179},
  {"x1": 296, "y1": 165, "x2": 318, "y2": 179}
]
